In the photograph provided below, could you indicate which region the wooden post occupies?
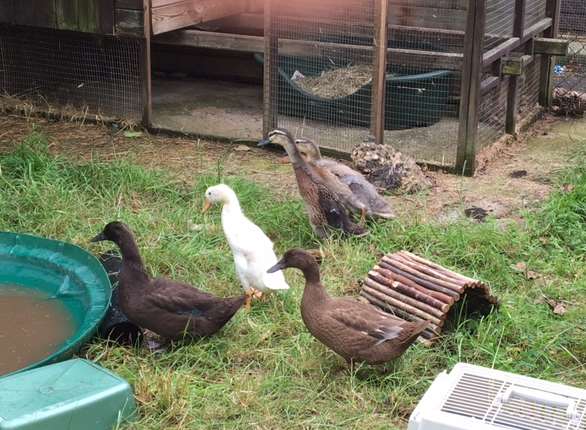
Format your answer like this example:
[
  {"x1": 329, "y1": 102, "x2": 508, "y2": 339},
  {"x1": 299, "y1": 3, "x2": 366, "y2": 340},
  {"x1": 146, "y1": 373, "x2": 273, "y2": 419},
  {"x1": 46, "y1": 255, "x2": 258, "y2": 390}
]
[
  {"x1": 142, "y1": 0, "x2": 152, "y2": 127},
  {"x1": 371, "y1": 0, "x2": 389, "y2": 144},
  {"x1": 456, "y1": 0, "x2": 487, "y2": 176},
  {"x1": 506, "y1": 0, "x2": 526, "y2": 135},
  {"x1": 262, "y1": 0, "x2": 278, "y2": 139},
  {"x1": 539, "y1": 0, "x2": 561, "y2": 107}
]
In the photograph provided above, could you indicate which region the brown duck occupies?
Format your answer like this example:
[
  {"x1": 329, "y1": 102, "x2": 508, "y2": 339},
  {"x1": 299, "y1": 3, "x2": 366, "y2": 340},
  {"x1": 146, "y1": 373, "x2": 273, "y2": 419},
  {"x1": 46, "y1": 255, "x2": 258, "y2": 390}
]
[
  {"x1": 261, "y1": 128, "x2": 367, "y2": 239},
  {"x1": 268, "y1": 249, "x2": 428, "y2": 365},
  {"x1": 294, "y1": 137, "x2": 395, "y2": 221},
  {"x1": 91, "y1": 222, "x2": 245, "y2": 345}
]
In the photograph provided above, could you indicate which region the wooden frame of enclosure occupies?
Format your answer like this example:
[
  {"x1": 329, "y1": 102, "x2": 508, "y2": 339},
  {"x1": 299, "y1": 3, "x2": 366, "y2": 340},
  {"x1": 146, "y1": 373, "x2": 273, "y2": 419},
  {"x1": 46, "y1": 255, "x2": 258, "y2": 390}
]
[
  {"x1": 258, "y1": 0, "x2": 566, "y2": 175},
  {"x1": 0, "y1": 0, "x2": 566, "y2": 175}
]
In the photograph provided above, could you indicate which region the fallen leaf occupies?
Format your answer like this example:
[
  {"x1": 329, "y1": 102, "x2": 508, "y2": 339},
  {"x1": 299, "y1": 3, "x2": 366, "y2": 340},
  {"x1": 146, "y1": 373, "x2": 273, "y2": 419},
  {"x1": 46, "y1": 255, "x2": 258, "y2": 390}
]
[
  {"x1": 543, "y1": 295, "x2": 568, "y2": 316},
  {"x1": 526, "y1": 270, "x2": 538, "y2": 280},
  {"x1": 553, "y1": 303, "x2": 567, "y2": 315},
  {"x1": 512, "y1": 262, "x2": 527, "y2": 272},
  {"x1": 234, "y1": 145, "x2": 251, "y2": 152},
  {"x1": 562, "y1": 184, "x2": 575, "y2": 193}
]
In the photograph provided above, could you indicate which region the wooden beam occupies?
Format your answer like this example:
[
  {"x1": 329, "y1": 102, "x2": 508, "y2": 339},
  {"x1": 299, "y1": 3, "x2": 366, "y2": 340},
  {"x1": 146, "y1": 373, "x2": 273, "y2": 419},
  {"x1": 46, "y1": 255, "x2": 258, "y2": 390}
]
[
  {"x1": 456, "y1": 0, "x2": 486, "y2": 176},
  {"x1": 480, "y1": 76, "x2": 499, "y2": 95},
  {"x1": 506, "y1": 0, "x2": 526, "y2": 135},
  {"x1": 371, "y1": 0, "x2": 389, "y2": 144},
  {"x1": 501, "y1": 55, "x2": 533, "y2": 76},
  {"x1": 539, "y1": 0, "x2": 561, "y2": 106},
  {"x1": 154, "y1": 30, "x2": 464, "y2": 70},
  {"x1": 116, "y1": 8, "x2": 145, "y2": 36},
  {"x1": 533, "y1": 37, "x2": 569, "y2": 56},
  {"x1": 142, "y1": 0, "x2": 152, "y2": 127},
  {"x1": 262, "y1": 0, "x2": 277, "y2": 139},
  {"x1": 151, "y1": 0, "x2": 248, "y2": 35}
]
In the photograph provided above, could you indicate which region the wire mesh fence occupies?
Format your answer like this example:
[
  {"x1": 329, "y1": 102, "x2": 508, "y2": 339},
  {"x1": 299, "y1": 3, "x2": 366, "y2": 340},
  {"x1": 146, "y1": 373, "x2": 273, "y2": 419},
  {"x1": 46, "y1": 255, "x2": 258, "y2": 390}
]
[
  {"x1": 0, "y1": 25, "x2": 145, "y2": 121},
  {"x1": 553, "y1": 0, "x2": 586, "y2": 113},
  {"x1": 270, "y1": 0, "x2": 465, "y2": 167}
]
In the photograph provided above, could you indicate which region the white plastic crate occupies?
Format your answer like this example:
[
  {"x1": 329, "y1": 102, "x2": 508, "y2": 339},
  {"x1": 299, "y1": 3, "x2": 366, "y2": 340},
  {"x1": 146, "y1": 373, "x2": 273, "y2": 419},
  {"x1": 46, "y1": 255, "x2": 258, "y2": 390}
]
[{"x1": 408, "y1": 363, "x2": 586, "y2": 430}]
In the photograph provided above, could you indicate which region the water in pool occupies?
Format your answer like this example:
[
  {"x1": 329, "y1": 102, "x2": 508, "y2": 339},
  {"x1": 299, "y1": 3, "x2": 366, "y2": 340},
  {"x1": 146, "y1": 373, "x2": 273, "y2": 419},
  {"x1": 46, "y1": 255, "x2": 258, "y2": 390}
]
[{"x1": 0, "y1": 285, "x2": 75, "y2": 376}]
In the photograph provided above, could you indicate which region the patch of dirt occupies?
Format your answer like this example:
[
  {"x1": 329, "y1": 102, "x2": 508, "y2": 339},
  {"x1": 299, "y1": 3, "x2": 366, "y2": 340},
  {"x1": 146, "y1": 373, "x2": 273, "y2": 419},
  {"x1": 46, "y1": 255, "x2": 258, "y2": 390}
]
[{"x1": 0, "y1": 113, "x2": 584, "y2": 223}]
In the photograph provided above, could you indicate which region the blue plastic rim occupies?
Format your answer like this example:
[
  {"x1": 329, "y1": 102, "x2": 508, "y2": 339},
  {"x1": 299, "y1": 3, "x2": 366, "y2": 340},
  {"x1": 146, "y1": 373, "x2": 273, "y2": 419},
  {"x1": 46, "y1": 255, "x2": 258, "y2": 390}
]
[{"x1": 0, "y1": 231, "x2": 112, "y2": 377}]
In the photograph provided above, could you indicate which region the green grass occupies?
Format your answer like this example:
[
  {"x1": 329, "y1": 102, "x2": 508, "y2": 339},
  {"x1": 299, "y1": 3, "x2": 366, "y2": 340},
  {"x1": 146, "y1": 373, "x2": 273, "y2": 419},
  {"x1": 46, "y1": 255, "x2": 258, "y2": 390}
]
[{"x1": 1, "y1": 132, "x2": 585, "y2": 429}]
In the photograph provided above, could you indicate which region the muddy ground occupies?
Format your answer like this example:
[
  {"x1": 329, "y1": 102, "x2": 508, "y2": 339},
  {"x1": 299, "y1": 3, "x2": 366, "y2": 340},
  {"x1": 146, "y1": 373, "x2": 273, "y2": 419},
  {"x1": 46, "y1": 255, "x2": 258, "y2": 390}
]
[{"x1": 0, "y1": 113, "x2": 583, "y2": 225}]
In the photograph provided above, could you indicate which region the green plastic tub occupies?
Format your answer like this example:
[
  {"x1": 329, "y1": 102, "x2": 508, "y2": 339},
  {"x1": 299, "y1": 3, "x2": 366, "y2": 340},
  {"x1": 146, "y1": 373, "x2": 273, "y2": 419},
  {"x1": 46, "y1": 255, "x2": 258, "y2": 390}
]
[
  {"x1": 254, "y1": 53, "x2": 453, "y2": 130},
  {"x1": 0, "y1": 358, "x2": 136, "y2": 430},
  {"x1": 0, "y1": 232, "x2": 111, "y2": 376}
]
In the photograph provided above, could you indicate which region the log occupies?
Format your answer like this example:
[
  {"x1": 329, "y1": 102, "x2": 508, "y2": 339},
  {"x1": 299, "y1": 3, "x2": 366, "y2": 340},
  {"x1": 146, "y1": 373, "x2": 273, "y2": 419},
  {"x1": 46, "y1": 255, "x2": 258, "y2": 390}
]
[
  {"x1": 360, "y1": 250, "x2": 499, "y2": 345},
  {"x1": 369, "y1": 269, "x2": 450, "y2": 313},
  {"x1": 379, "y1": 260, "x2": 461, "y2": 298},
  {"x1": 389, "y1": 254, "x2": 469, "y2": 289},
  {"x1": 373, "y1": 265, "x2": 454, "y2": 305},
  {"x1": 366, "y1": 274, "x2": 445, "y2": 318}
]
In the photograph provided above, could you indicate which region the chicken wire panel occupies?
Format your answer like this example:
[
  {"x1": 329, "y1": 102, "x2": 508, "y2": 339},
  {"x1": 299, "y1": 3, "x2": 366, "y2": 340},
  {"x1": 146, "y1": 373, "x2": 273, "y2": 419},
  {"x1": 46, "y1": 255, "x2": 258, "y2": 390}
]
[
  {"x1": 0, "y1": 25, "x2": 145, "y2": 121},
  {"x1": 519, "y1": 56, "x2": 542, "y2": 121},
  {"x1": 524, "y1": 0, "x2": 547, "y2": 30},
  {"x1": 273, "y1": 0, "x2": 464, "y2": 166},
  {"x1": 477, "y1": 75, "x2": 508, "y2": 151},
  {"x1": 384, "y1": 2, "x2": 465, "y2": 166},
  {"x1": 484, "y1": 0, "x2": 515, "y2": 51},
  {"x1": 273, "y1": 0, "x2": 375, "y2": 153},
  {"x1": 555, "y1": 0, "x2": 586, "y2": 98}
]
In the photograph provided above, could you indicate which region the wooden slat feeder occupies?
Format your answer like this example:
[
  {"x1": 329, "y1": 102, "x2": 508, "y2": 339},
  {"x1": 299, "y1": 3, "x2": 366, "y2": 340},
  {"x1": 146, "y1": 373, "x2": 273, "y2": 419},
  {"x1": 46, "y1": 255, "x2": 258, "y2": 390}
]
[{"x1": 359, "y1": 250, "x2": 499, "y2": 345}]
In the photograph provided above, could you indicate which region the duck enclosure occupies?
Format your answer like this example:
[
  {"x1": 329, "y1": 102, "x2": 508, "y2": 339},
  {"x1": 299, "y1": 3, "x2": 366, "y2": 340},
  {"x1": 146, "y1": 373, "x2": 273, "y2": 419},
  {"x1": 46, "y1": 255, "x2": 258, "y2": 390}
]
[{"x1": 0, "y1": 0, "x2": 569, "y2": 174}]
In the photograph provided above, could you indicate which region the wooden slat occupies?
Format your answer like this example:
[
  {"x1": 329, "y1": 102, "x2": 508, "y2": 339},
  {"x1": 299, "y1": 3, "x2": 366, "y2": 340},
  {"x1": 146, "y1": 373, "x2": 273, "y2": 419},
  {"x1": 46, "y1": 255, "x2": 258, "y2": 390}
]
[
  {"x1": 142, "y1": 1, "x2": 152, "y2": 127},
  {"x1": 456, "y1": 0, "x2": 486, "y2": 175},
  {"x1": 116, "y1": 0, "x2": 144, "y2": 9},
  {"x1": 371, "y1": 0, "x2": 389, "y2": 143},
  {"x1": 154, "y1": 30, "x2": 463, "y2": 70},
  {"x1": 116, "y1": 8, "x2": 145, "y2": 36},
  {"x1": 152, "y1": 0, "x2": 248, "y2": 34},
  {"x1": 99, "y1": 0, "x2": 115, "y2": 33},
  {"x1": 539, "y1": 0, "x2": 561, "y2": 107},
  {"x1": 55, "y1": 0, "x2": 80, "y2": 31},
  {"x1": 506, "y1": 0, "x2": 526, "y2": 135},
  {"x1": 262, "y1": 0, "x2": 277, "y2": 139}
]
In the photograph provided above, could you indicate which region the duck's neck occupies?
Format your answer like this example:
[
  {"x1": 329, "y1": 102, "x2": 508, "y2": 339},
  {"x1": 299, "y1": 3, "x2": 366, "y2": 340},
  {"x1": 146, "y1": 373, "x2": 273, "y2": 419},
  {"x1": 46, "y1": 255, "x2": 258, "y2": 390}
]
[
  {"x1": 299, "y1": 262, "x2": 329, "y2": 304},
  {"x1": 282, "y1": 140, "x2": 306, "y2": 167},
  {"x1": 116, "y1": 233, "x2": 148, "y2": 281},
  {"x1": 220, "y1": 192, "x2": 243, "y2": 217}
]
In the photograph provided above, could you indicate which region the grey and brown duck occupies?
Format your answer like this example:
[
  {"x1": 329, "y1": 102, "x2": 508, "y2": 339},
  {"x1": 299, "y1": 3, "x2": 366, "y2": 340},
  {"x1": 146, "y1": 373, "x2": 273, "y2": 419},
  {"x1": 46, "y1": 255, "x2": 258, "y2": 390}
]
[
  {"x1": 261, "y1": 128, "x2": 367, "y2": 239},
  {"x1": 268, "y1": 249, "x2": 428, "y2": 365},
  {"x1": 91, "y1": 222, "x2": 245, "y2": 345},
  {"x1": 294, "y1": 137, "x2": 395, "y2": 221}
]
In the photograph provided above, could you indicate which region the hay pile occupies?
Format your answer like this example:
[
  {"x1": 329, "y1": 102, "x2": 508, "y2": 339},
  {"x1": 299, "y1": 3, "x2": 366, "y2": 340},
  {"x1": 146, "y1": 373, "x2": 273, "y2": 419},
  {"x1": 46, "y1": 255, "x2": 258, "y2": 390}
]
[
  {"x1": 293, "y1": 65, "x2": 373, "y2": 99},
  {"x1": 351, "y1": 139, "x2": 433, "y2": 194}
]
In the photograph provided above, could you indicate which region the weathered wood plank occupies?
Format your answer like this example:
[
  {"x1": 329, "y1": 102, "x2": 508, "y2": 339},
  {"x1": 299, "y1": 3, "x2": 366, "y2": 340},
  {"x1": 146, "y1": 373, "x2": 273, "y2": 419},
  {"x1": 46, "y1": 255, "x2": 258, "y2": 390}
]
[
  {"x1": 533, "y1": 37, "x2": 568, "y2": 56},
  {"x1": 372, "y1": 0, "x2": 389, "y2": 143},
  {"x1": 154, "y1": 30, "x2": 463, "y2": 70},
  {"x1": 262, "y1": 0, "x2": 277, "y2": 138},
  {"x1": 539, "y1": 0, "x2": 561, "y2": 106},
  {"x1": 456, "y1": 0, "x2": 486, "y2": 175},
  {"x1": 55, "y1": 0, "x2": 80, "y2": 31},
  {"x1": 116, "y1": 8, "x2": 145, "y2": 37},
  {"x1": 152, "y1": 0, "x2": 248, "y2": 35},
  {"x1": 77, "y1": 0, "x2": 99, "y2": 33},
  {"x1": 0, "y1": 1, "x2": 16, "y2": 23},
  {"x1": 142, "y1": 1, "x2": 152, "y2": 127},
  {"x1": 99, "y1": 0, "x2": 115, "y2": 34},
  {"x1": 116, "y1": 0, "x2": 144, "y2": 9}
]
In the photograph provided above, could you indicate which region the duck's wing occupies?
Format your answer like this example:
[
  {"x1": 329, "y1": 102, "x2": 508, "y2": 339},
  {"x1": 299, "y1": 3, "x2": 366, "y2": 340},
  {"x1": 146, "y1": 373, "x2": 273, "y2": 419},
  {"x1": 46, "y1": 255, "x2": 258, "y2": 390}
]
[
  {"x1": 148, "y1": 278, "x2": 229, "y2": 314},
  {"x1": 225, "y1": 214, "x2": 275, "y2": 259},
  {"x1": 327, "y1": 299, "x2": 419, "y2": 345}
]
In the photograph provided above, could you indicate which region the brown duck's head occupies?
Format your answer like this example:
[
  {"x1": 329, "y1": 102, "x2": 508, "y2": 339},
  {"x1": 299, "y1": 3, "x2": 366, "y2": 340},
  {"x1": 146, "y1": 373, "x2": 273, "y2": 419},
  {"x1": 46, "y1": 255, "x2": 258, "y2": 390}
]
[
  {"x1": 261, "y1": 128, "x2": 303, "y2": 163},
  {"x1": 294, "y1": 138, "x2": 322, "y2": 161},
  {"x1": 91, "y1": 221, "x2": 134, "y2": 245},
  {"x1": 267, "y1": 248, "x2": 321, "y2": 282}
]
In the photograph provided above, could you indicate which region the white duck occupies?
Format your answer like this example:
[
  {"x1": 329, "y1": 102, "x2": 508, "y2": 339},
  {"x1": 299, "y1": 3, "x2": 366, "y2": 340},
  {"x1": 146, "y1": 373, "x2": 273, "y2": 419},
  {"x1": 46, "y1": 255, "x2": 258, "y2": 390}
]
[{"x1": 202, "y1": 184, "x2": 290, "y2": 308}]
